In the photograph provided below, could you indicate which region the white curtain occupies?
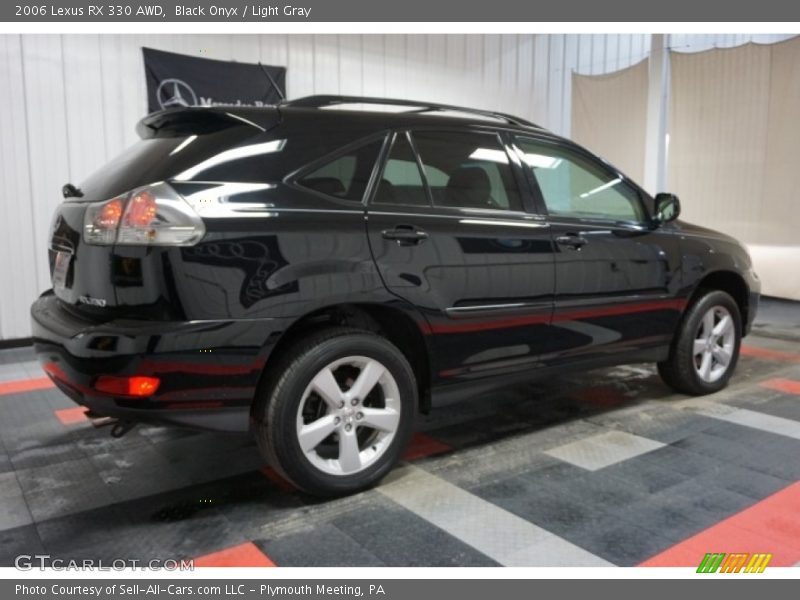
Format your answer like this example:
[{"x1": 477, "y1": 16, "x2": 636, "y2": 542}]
[
  {"x1": 668, "y1": 38, "x2": 800, "y2": 300},
  {"x1": 571, "y1": 59, "x2": 649, "y2": 184}
]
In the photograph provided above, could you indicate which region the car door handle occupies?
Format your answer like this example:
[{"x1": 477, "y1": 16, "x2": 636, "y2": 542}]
[
  {"x1": 555, "y1": 234, "x2": 588, "y2": 249},
  {"x1": 382, "y1": 226, "x2": 429, "y2": 246}
]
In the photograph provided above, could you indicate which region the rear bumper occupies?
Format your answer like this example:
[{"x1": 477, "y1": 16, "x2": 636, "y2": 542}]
[
  {"x1": 30, "y1": 292, "x2": 287, "y2": 432},
  {"x1": 745, "y1": 289, "x2": 760, "y2": 336}
]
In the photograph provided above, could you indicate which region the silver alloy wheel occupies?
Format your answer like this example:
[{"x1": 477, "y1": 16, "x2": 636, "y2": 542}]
[
  {"x1": 693, "y1": 305, "x2": 736, "y2": 383},
  {"x1": 295, "y1": 355, "x2": 401, "y2": 476}
]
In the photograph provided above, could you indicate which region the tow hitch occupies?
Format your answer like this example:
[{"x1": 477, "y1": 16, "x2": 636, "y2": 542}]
[
  {"x1": 86, "y1": 411, "x2": 137, "y2": 438},
  {"x1": 110, "y1": 421, "x2": 137, "y2": 438}
]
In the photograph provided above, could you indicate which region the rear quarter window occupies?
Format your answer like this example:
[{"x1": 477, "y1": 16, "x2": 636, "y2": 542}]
[{"x1": 295, "y1": 137, "x2": 386, "y2": 202}]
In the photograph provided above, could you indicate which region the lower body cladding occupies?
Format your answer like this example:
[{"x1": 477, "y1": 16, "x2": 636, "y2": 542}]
[{"x1": 30, "y1": 293, "x2": 290, "y2": 432}]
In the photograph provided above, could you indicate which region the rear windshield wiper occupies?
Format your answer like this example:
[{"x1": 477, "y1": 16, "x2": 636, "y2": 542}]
[{"x1": 62, "y1": 183, "x2": 83, "y2": 199}]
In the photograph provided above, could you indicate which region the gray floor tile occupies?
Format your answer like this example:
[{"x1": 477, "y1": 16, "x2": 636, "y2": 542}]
[
  {"x1": 0, "y1": 452, "x2": 13, "y2": 475},
  {"x1": 87, "y1": 445, "x2": 199, "y2": 503},
  {"x1": 588, "y1": 407, "x2": 719, "y2": 445},
  {"x1": 0, "y1": 525, "x2": 45, "y2": 566},
  {"x1": 699, "y1": 406, "x2": 800, "y2": 441},
  {"x1": 694, "y1": 463, "x2": 792, "y2": 500},
  {"x1": 9, "y1": 438, "x2": 88, "y2": 471},
  {"x1": 258, "y1": 523, "x2": 384, "y2": 567},
  {"x1": 24, "y1": 482, "x2": 117, "y2": 522},
  {"x1": 565, "y1": 520, "x2": 673, "y2": 567},
  {"x1": 745, "y1": 395, "x2": 800, "y2": 422},
  {"x1": 673, "y1": 432, "x2": 800, "y2": 481},
  {"x1": 378, "y1": 465, "x2": 611, "y2": 566},
  {"x1": 0, "y1": 360, "x2": 44, "y2": 383},
  {"x1": 331, "y1": 495, "x2": 498, "y2": 567},
  {"x1": 0, "y1": 493, "x2": 33, "y2": 530},
  {"x1": 0, "y1": 471, "x2": 23, "y2": 499},
  {"x1": 634, "y1": 444, "x2": 725, "y2": 478},
  {"x1": 545, "y1": 430, "x2": 665, "y2": 471},
  {"x1": 473, "y1": 475, "x2": 611, "y2": 538},
  {"x1": 598, "y1": 457, "x2": 688, "y2": 495},
  {"x1": 16, "y1": 456, "x2": 105, "y2": 496}
]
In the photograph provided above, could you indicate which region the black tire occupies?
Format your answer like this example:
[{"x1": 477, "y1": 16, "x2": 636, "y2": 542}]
[
  {"x1": 658, "y1": 290, "x2": 742, "y2": 395},
  {"x1": 252, "y1": 327, "x2": 416, "y2": 497}
]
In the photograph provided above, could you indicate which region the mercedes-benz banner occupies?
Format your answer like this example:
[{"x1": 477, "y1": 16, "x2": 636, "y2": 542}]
[{"x1": 143, "y1": 47, "x2": 286, "y2": 113}]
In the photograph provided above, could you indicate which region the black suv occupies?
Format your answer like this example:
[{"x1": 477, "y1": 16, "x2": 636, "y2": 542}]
[{"x1": 31, "y1": 96, "x2": 760, "y2": 496}]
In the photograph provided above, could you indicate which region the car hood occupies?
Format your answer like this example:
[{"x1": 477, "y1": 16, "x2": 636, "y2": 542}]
[{"x1": 672, "y1": 220, "x2": 742, "y2": 245}]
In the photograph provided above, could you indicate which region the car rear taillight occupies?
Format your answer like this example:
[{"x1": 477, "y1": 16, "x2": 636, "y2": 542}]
[
  {"x1": 123, "y1": 190, "x2": 158, "y2": 228},
  {"x1": 94, "y1": 375, "x2": 161, "y2": 397},
  {"x1": 83, "y1": 182, "x2": 205, "y2": 246},
  {"x1": 84, "y1": 197, "x2": 125, "y2": 244}
]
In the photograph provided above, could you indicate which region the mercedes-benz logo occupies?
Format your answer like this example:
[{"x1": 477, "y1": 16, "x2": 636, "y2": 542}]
[{"x1": 156, "y1": 78, "x2": 198, "y2": 109}]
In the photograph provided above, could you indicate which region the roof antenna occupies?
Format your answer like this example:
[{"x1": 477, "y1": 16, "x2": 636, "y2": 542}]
[{"x1": 258, "y1": 62, "x2": 285, "y2": 104}]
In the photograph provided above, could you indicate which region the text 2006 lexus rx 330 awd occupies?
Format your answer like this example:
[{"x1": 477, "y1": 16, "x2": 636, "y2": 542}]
[{"x1": 31, "y1": 96, "x2": 760, "y2": 496}]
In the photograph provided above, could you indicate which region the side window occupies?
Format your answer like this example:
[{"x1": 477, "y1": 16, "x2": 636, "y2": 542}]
[
  {"x1": 514, "y1": 138, "x2": 645, "y2": 222},
  {"x1": 373, "y1": 133, "x2": 429, "y2": 207},
  {"x1": 411, "y1": 131, "x2": 523, "y2": 212},
  {"x1": 297, "y1": 138, "x2": 384, "y2": 202}
]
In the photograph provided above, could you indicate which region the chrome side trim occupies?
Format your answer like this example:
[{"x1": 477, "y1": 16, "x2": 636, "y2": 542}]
[
  {"x1": 185, "y1": 202, "x2": 551, "y2": 222},
  {"x1": 546, "y1": 219, "x2": 650, "y2": 231},
  {"x1": 445, "y1": 301, "x2": 552, "y2": 319},
  {"x1": 197, "y1": 207, "x2": 365, "y2": 218},
  {"x1": 459, "y1": 218, "x2": 549, "y2": 229},
  {"x1": 368, "y1": 210, "x2": 547, "y2": 223},
  {"x1": 447, "y1": 303, "x2": 530, "y2": 313}
]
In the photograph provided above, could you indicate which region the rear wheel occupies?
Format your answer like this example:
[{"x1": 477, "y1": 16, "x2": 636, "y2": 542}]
[
  {"x1": 253, "y1": 327, "x2": 416, "y2": 496},
  {"x1": 658, "y1": 290, "x2": 742, "y2": 395}
]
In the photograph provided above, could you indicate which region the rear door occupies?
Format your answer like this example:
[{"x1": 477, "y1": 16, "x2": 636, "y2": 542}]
[
  {"x1": 510, "y1": 135, "x2": 684, "y2": 364},
  {"x1": 366, "y1": 129, "x2": 555, "y2": 385}
]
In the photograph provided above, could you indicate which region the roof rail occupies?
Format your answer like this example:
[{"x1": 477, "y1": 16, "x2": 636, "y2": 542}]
[{"x1": 282, "y1": 95, "x2": 541, "y2": 129}]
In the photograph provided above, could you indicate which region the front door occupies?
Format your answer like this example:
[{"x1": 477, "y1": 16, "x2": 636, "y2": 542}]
[
  {"x1": 511, "y1": 135, "x2": 684, "y2": 365},
  {"x1": 366, "y1": 129, "x2": 555, "y2": 385}
]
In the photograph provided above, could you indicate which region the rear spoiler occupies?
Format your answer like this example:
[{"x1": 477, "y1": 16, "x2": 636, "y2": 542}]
[{"x1": 136, "y1": 106, "x2": 280, "y2": 139}]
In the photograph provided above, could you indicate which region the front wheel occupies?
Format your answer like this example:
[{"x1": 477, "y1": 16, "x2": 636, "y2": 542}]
[
  {"x1": 253, "y1": 328, "x2": 416, "y2": 496},
  {"x1": 658, "y1": 290, "x2": 742, "y2": 395}
]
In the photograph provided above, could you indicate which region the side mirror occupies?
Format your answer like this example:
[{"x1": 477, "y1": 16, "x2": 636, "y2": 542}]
[{"x1": 654, "y1": 193, "x2": 681, "y2": 224}]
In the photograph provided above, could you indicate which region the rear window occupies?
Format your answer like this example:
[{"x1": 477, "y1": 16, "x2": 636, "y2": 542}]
[
  {"x1": 77, "y1": 125, "x2": 263, "y2": 203},
  {"x1": 411, "y1": 131, "x2": 523, "y2": 212},
  {"x1": 77, "y1": 124, "x2": 384, "y2": 203}
]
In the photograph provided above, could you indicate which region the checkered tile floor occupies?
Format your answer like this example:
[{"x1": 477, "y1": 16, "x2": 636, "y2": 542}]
[{"x1": 2, "y1": 319, "x2": 800, "y2": 567}]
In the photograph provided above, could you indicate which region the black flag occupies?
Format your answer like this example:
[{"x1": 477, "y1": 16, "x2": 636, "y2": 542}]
[{"x1": 143, "y1": 47, "x2": 286, "y2": 113}]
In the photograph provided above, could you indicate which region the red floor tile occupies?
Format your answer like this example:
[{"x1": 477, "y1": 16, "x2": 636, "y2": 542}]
[
  {"x1": 54, "y1": 406, "x2": 89, "y2": 425},
  {"x1": 640, "y1": 482, "x2": 800, "y2": 567},
  {"x1": 741, "y1": 345, "x2": 800, "y2": 363},
  {"x1": 0, "y1": 377, "x2": 54, "y2": 396},
  {"x1": 403, "y1": 432, "x2": 453, "y2": 461},
  {"x1": 193, "y1": 542, "x2": 276, "y2": 567},
  {"x1": 760, "y1": 378, "x2": 800, "y2": 395}
]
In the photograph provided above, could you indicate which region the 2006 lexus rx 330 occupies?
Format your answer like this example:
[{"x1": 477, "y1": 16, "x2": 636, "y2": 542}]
[{"x1": 31, "y1": 95, "x2": 760, "y2": 496}]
